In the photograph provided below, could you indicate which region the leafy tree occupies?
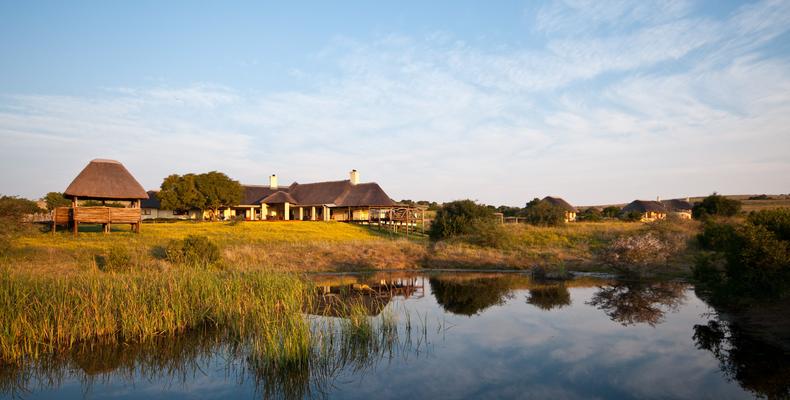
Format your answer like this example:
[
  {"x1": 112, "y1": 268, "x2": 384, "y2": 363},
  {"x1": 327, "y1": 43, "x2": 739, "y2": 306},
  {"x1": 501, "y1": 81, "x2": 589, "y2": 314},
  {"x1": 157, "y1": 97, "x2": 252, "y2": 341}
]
[
  {"x1": 523, "y1": 198, "x2": 565, "y2": 226},
  {"x1": 158, "y1": 174, "x2": 203, "y2": 214},
  {"x1": 577, "y1": 207, "x2": 603, "y2": 222},
  {"x1": 429, "y1": 200, "x2": 496, "y2": 240},
  {"x1": 81, "y1": 200, "x2": 125, "y2": 207},
  {"x1": 602, "y1": 206, "x2": 621, "y2": 218},
  {"x1": 194, "y1": 171, "x2": 243, "y2": 221},
  {"x1": 44, "y1": 192, "x2": 70, "y2": 211},
  {"x1": 157, "y1": 172, "x2": 242, "y2": 221},
  {"x1": 692, "y1": 193, "x2": 742, "y2": 219},
  {"x1": 695, "y1": 208, "x2": 790, "y2": 299}
]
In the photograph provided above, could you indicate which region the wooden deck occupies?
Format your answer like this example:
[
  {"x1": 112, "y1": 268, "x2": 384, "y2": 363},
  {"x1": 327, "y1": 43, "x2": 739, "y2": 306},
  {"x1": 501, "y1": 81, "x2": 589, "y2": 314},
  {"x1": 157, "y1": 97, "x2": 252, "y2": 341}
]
[{"x1": 53, "y1": 206, "x2": 142, "y2": 235}]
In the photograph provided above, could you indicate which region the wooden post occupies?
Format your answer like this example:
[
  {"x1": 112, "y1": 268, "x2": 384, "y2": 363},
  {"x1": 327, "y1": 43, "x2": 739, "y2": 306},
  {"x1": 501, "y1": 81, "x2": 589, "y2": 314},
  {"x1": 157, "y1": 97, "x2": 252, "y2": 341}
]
[{"x1": 72, "y1": 197, "x2": 78, "y2": 236}]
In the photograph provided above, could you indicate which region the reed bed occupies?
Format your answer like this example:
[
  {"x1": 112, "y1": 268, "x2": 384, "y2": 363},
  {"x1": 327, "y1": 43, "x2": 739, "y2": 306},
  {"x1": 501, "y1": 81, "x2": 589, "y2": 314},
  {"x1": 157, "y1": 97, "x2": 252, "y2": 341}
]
[{"x1": 0, "y1": 267, "x2": 310, "y2": 366}]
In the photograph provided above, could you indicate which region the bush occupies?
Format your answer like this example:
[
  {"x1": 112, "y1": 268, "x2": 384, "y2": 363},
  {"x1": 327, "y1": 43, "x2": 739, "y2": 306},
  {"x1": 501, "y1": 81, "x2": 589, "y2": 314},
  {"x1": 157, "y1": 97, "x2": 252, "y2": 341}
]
[
  {"x1": 602, "y1": 206, "x2": 621, "y2": 218},
  {"x1": 523, "y1": 198, "x2": 565, "y2": 226},
  {"x1": 601, "y1": 232, "x2": 671, "y2": 274},
  {"x1": 429, "y1": 200, "x2": 496, "y2": 241},
  {"x1": 694, "y1": 211, "x2": 790, "y2": 299},
  {"x1": 0, "y1": 195, "x2": 41, "y2": 252},
  {"x1": 620, "y1": 211, "x2": 643, "y2": 222},
  {"x1": 577, "y1": 207, "x2": 603, "y2": 222},
  {"x1": 166, "y1": 235, "x2": 221, "y2": 269},
  {"x1": 692, "y1": 193, "x2": 741, "y2": 219},
  {"x1": 97, "y1": 247, "x2": 134, "y2": 272},
  {"x1": 747, "y1": 208, "x2": 790, "y2": 241}
]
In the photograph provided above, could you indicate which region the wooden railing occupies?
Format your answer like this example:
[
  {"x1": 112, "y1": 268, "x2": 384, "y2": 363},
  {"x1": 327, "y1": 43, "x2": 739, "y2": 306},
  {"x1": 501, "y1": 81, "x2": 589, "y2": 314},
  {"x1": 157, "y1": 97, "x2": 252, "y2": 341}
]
[{"x1": 52, "y1": 206, "x2": 142, "y2": 235}]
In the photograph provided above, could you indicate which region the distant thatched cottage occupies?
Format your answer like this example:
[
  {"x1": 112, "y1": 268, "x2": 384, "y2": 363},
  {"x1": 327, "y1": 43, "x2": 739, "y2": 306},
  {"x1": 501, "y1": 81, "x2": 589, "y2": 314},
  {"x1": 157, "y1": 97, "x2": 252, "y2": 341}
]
[
  {"x1": 540, "y1": 196, "x2": 577, "y2": 222},
  {"x1": 621, "y1": 200, "x2": 667, "y2": 222},
  {"x1": 661, "y1": 198, "x2": 693, "y2": 220}
]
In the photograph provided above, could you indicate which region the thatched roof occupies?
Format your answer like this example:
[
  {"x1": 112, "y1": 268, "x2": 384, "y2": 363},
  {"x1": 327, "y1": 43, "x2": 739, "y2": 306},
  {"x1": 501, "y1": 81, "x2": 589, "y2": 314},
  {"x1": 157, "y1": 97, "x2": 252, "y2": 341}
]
[
  {"x1": 240, "y1": 185, "x2": 279, "y2": 205},
  {"x1": 247, "y1": 179, "x2": 395, "y2": 207},
  {"x1": 261, "y1": 191, "x2": 298, "y2": 204},
  {"x1": 661, "y1": 199, "x2": 692, "y2": 212},
  {"x1": 288, "y1": 180, "x2": 349, "y2": 206},
  {"x1": 141, "y1": 191, "x2": 160, "y2": 208},
  {"x1": 622, "y1": 200, "x2": 666, "y2": 213},
  {"x1": 64, "y1": 159, "x2": 148, "y2": 200},
  {"x1": 336, "y1": 183, "x2": 396, "y2": 207},
  {"x1": 541, "y1": 196, "x2": 577, "y2": 212}
]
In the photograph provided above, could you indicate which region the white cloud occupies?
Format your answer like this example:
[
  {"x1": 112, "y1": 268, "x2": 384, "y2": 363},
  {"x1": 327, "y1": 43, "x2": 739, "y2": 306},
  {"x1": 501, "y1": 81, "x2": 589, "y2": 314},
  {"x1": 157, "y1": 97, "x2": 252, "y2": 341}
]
[{"x1": 1, "y1": 0, "x2": 789, "y2": 205}]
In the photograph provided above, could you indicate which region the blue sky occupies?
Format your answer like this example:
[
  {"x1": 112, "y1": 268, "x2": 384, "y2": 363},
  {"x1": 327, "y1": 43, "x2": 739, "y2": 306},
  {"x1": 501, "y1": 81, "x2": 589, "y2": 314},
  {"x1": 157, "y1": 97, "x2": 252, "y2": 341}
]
[{"x1": 1, "y1": 1, "x2": 789, "y2": 206}]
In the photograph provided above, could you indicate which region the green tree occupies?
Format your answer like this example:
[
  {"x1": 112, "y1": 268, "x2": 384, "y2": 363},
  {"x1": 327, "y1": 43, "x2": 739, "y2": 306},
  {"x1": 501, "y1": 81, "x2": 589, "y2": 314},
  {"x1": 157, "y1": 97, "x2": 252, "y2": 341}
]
[
  {"x1": 429, "y1": 200, "x2": 496, "y2": 240},
  {"x1": 523, "y1": 198, "x2": 565, "y2": 226},
  {"x1": 43, "y1": 192, "x2": 70, "y2": 211},
  {"x1": 194, "y1": 171, "x2": 243, "y2": 221},
  {"x1": 602, "y1": 206, "x2": 621, "y2": 218},
  {"x1": 692, "y1": 193, "x2": 742, "y2": 219},
  {"x1": 158, "y1": 174, "x2": 203, "y2": 214},
  {"x1": 695, "y1": 208, "x2": 790, "y2": 299},
  {"x1": 577, "y1": 207, "x2": 603, "y2": 222}
]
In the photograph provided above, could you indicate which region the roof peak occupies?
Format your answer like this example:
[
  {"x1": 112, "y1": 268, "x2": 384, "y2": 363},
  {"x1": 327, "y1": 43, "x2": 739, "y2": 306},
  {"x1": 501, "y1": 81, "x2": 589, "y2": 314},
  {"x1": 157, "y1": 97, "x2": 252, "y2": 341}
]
[{"x1": 90, "y1": 158, "x2": 121, "y2": 164}]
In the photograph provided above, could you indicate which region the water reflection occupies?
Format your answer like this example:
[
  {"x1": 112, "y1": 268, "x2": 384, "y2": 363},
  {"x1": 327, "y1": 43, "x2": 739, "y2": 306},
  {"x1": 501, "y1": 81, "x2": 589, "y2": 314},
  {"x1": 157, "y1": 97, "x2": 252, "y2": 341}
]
[
  {"x1": 429, "y1": 275, "x2": 517, "y2": 316},
  {"x1": 587, "y1": 281, "x2": 687, "y2": 326},
  {"x1": 2, "y1": 273, "x2": 788, "y2": 399},
  {"x1": 526, "y1": 284, "x2": 572, "y2": 311},
  {"x1": 693, "y1": 308, "x2": 790, "y2": 399}
]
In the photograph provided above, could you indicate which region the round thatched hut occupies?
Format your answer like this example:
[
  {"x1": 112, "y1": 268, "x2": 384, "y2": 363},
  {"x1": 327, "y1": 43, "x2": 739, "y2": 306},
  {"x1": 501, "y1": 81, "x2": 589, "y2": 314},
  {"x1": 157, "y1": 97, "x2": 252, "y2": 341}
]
[
  {"x1": 541, "y1": 196, "x2": 578, "y2": 222},
  {"x1": 621, "y1": 200, "x2": 667, "y2": 222},
  {"x1": 54, "y1": 159, "x2": 149, "y2": 234}
]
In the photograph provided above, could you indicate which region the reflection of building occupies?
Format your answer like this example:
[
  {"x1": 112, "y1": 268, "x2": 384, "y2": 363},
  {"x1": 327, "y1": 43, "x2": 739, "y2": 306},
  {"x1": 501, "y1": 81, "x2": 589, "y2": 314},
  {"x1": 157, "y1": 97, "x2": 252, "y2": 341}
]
[{"x1": 306, "y1": 274, "x2": 425, "y2": 317}]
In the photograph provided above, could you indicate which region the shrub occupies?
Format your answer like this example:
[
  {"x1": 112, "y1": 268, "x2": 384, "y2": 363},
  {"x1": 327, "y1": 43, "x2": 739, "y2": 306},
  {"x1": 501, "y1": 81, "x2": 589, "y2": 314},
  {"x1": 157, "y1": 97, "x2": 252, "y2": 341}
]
[
  {"x1": 98, "y1": 247, "x2": 134, "y2": 272},
  {"x1": 577, "y1": 207, "x2": 603, "y2": 222},
  {"x1": 620, "y1": 211, "x2": 643, "y2": 222},
  {"x1": 692, "y1": 193, "x2": 741, "y2": 219},
  {"x1": 602, "y1": 206, "x2": 621, "y2": 218},
  {"x1": 0, "y1": 195, "x2": 41, "y2": 252},
  {"x1": 429, "y1": 200, "x2": 496, "y2": 241},
  {"x1": 747, "y1": 208, "x2": 790, "y2": 241},
  {"x1": 601, "y1": 232, "x2": 670, "y2": 274},
  {"x1": 523, "y1": 198, "x2": 565, "y2": 226},
  {"x1": 166, "y1": 235, "x2": 221, "y2": 269},
  {"x1": 694, "y1": 213, "x2": 790, "y2": 300},
  {"x1": 44, "y1": 192, "x2": 70, "y2": 211}
]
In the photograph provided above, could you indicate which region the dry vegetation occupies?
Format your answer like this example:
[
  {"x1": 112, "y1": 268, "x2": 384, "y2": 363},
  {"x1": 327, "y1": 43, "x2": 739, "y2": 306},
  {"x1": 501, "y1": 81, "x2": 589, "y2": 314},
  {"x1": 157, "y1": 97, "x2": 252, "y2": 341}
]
[{"x1": 3, "y1": 219, "x2": 702, "y2": 275}]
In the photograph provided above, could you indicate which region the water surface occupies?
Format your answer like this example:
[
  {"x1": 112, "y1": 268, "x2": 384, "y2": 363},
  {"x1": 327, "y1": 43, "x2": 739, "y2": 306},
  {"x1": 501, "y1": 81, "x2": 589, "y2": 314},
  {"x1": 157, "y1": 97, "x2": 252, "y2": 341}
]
[{"x1": 2, "y1": 272, "x2": 788, "y2": 399}]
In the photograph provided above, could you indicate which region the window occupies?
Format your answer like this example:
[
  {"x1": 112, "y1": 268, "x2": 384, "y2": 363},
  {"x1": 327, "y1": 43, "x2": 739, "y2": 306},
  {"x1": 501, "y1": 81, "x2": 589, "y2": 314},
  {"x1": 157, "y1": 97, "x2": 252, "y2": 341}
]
[{"x1": 142, "y1": 209, "x2": 151, "y2": 215}]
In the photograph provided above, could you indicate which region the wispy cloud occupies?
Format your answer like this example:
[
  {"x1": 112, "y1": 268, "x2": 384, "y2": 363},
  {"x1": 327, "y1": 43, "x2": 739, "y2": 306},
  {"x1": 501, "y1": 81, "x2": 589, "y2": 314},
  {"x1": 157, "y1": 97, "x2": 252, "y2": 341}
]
[{"x1": 1, "y1": 0, "x2": 789, "y2": 205}]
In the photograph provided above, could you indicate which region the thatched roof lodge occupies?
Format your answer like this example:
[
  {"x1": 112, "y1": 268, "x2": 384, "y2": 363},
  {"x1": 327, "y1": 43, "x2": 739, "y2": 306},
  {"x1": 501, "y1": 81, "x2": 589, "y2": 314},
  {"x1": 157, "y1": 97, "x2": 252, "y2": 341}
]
[
  {"x1": 55, "y1": 159, "x2": 149, "y2": 234},
  {"x1": 621, "y1": 200, "x2": 667, "y2": 222},
  {"x1": 540, "y1": 196, "x2": 578, "y2": 222},
  {"x1": 226, "y1": 170, "x2": 398, "y2": 222},
  {"x1": 661, "y1": 198, "x2": 693, "y2": 219}
]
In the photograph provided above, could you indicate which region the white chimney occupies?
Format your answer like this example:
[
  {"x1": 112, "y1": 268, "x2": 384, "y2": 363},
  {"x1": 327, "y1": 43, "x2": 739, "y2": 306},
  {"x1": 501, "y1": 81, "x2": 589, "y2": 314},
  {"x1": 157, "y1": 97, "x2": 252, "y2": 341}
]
[
  {"x1": 350, "y1": 169, "x2": 360, "y2": 185},
  {"x1": 269, "y1": 174, "x2": 278, "y2": 189}
]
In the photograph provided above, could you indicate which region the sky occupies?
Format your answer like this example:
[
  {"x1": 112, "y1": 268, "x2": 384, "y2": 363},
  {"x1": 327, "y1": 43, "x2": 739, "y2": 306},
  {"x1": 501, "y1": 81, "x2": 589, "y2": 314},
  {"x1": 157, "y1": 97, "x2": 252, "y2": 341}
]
[{"x1": 1, "y1": 1, "x2": 789, "y2": 206}]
